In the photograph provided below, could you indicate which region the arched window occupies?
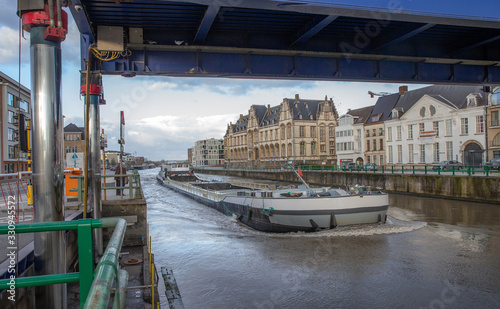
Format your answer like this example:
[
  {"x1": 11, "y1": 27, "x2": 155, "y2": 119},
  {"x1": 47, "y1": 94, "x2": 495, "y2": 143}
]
[{"x1": 493, "y1": 133, "x2": 500, "y2": 146}]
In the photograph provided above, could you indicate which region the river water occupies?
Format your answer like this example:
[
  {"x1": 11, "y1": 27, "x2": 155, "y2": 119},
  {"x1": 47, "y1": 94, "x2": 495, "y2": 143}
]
[{"x1": 140, "y1": 168, "x2": 500, "y2": 309}]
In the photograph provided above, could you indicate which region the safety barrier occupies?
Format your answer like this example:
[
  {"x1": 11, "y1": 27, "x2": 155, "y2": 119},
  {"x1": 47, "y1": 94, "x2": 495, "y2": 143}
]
[
  {"x1": 196, "y1": 164, "x2": 499, "y2": 177},
  {"x1": 0, "y1": 172, "x2": 33, "y2": 224},
  {"x1": 0, "y1": 218, "x2": 128, "y2": 308},
  {"x1": 70, "y1": 171, "x2": 143, "y2": 202}
]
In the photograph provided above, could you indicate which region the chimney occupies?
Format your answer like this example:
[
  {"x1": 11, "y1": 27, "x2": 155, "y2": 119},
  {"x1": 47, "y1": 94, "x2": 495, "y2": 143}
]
[
  {"x1": 267, "y1": 104, "x2": 271, "y2": 114},
  {"x1": 295, "y1": 94, "x2": 300, "y2": 101},
  {"x1": 239, "y1": 114, "x2": 243, "y2": 122},
  {"x1": 399, "y1": 85, "x2": 408, "y2": 95},
  {"x1": 347, "y1": 108, "x2": 351, "y2": 113}
]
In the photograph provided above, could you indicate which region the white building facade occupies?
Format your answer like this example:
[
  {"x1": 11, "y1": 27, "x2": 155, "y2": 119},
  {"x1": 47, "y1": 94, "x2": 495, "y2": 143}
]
[{"x1": 385, "y1": 93, "x2": 486, "y2": 165}]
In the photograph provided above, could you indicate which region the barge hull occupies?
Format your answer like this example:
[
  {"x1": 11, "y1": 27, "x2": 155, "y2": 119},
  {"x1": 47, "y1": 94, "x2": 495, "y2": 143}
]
[{"x1": 157, "y1": 177, "x2": 388, "y2": 233}]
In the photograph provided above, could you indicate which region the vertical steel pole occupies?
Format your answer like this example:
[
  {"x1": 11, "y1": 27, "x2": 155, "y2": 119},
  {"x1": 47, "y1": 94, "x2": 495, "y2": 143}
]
[
  {"x1": 30, "y1": 26, "x2": 66, "y2": 309},
  {"x1": 88, "y1": 95, "x2": 103, "y2": 258}
]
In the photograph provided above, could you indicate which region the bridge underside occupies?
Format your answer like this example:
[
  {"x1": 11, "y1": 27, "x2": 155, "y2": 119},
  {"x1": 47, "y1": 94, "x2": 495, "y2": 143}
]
[{"x1": 72, "y1": 0, "x2": 500, "y2": 84}]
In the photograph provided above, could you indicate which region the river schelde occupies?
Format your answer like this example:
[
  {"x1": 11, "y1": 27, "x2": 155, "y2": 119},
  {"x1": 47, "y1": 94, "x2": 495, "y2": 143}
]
[{"x1": 140, "y1": 168, "x2": 500, "y2": 309}]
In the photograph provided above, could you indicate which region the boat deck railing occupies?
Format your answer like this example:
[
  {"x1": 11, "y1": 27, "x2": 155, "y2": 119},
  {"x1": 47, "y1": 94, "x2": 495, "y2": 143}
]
[{"x1": 0, "y1": 218, "x2": 128, "y2": 308}]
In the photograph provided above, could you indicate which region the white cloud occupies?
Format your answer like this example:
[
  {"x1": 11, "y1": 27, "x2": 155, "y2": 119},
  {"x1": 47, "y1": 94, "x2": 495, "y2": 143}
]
[{"x1": 0, "y1": 26, "x2": 29, "y2": 64}]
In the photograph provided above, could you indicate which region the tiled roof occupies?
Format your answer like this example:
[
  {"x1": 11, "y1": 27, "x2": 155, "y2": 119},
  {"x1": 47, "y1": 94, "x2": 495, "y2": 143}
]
[
  {"x1": 393, "y1": 85, "x2": 485, "y2": 114},
  {"x1": 365, "y1": 93, "x2": 399, "y2": 124},
  {"x1": 347, "y1": 105, "x2": 375, "y2": 124}
]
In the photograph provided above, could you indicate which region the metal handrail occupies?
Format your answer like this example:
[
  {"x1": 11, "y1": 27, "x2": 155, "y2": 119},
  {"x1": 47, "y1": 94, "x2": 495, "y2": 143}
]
[
  {"x1": 0, "y1": 218, "x2": 128, "y2": 308},
  {"x1": 195, "y1": 164, "x2": 498, "y2": 177},
  {"x1": 70, "y1": 172, "x2": 143, "y2": 201}
]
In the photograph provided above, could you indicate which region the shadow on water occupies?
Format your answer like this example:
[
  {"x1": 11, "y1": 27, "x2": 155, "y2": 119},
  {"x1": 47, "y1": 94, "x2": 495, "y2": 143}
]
[{"x1": 389, "y1": 193, "x2": 500, "y2": 230}]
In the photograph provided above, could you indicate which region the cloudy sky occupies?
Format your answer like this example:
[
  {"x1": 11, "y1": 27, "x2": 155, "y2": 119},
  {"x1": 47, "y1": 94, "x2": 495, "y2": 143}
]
[{"x1": 0, "y1": 1, "x2": 431, "y2": 161}]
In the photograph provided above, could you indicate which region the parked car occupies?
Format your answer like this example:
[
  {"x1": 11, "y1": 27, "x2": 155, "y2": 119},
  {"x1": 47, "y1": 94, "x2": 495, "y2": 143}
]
[
  {"x1": 484, "y1": 158, "x2": 500, "y2": 170},
  {"x1": 363, "y1": 163, "x2": 377, "y2": 171},
  {"x1": 432, "y1": 160, "x2": 463, "y2": 170},
  {"x1": 341, "y1": 162, "x2": 358, "y2": 171}
]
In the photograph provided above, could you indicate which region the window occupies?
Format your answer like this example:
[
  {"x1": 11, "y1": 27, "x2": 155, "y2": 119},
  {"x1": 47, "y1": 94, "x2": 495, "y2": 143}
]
[
  {"x1": 446, "y1": 141, "x2": 453, "y2": 161},
  {"x1": 372, "y1": 129, "x2": 376, "y2": 137},
  {"x1": 310, "y1": 126, "x2": 316, "y2": 138},
  {"x1": 379, "y1": 128, "x2": 384, "y2": 136},
  {"x1": 320, "y1": 144, "x2": 326, "y2": 152},
  {"x1": 387, "y1": 127, "x2": 392, "y2": 142},
  {"x1": 329, "y1": 126, "x2": 334, "y2": 138},
  {"x1": 20, "y1": 101, "x2": 29, "y2": 112},
  {"x1": 320, "y1": 127, "x2": 325, "y2": 142},
  {"x1": 492, "y1": 92, "x2": 500, "y2": 106},
  {"x1": 379, "y1": 139, "x2": 383, "y2": 150},
  {"x1": 8, "y1": 111, "x2": 15, "y2": 124},
  {"x1": 461, "y1": 118, "x2": 469, "y2": 135},
  {"x1": 366, "y1": 130, "x2": 370, "y2": 137},
  {"x1": 7, "y1": 93, "x2": 15, "y2": 106},
  {"x1": 420, "y1": 145, "x2": 426, "y2": 163},
  {"x1": 396, "y1": 126, "x2": 402, "y2": 140},
  {"x1": 8, "y1": 146, "x2": 16, "y2": 159},
  {"x1": 311, "y1": 142, "x2": 316, "y2": 156},
  {"x1": 366, "y1": 141, "x2": 370, "y2": 151},
  {"x1": 73, "y1": 146, "x2": 77, "y2": 152},
  {"x1": 408, "y1": 144, "x2": 414, "y2": 163},
  {"x1": 299, "y1": 126, "x2": 305, "y2": 138},
  {"x1": 397, "y1": 145, "x2": 402, "y2": 163},
  {"x1": 281, "y1": 126, "x2": 285, "y2": 139},
  {"x1": 433, "y1": 143, "x2": 440, "y2": 163},
  {"x1": 380, "y1": 155, "x2": 384, "y2": 165},
  {"x1": 476, "y1": 116, "x2": 484, "y2": 133},
  {"x1": 300, "y1": 142, "x2": 306, "y2": 156},
  {"x1": 8, "y1": 128, "x2": 15, "y2": 141},
  {"x1": 433, "y1": 121, "x2": 439, "y2": 137},
  {"x1": 66, "y1": 146, "x2": 71, "y2": 153},
  {"x1": 419, "y1": 123, "x2": 425, "y2": 133},
  {"x1": 445, "y1": 119, "x2": 453, "y2": 136},
  {"x1": 329, "y1": 148, "x2": 335, "y2": 155},
  {"x1": 388, "y1": 145, "x2": 393, "y2": 163},
  {"x1": 287, "y1": 125, "x2": 291, "y2": 139},
  {"x1": 408, "y1": 125, "x2": 413, "y2": 139},
  {"x1": 373, "y1": 155, "x2": 377, "y2": 165},
  {"x1": 373, "y1": 140, "x2": 377, "y2": 151}
]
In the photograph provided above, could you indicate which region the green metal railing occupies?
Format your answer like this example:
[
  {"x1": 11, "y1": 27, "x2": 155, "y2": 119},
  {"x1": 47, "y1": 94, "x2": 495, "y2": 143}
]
[
  {"x1": 70, "y1": 171, "x2": 143, "y2": 202},
  {"x1": 0, "y1": 218, "x2": 128, "y2": 308},
  {"x1": 195, "y1": 164, "x2": 498, "y2": 177}
]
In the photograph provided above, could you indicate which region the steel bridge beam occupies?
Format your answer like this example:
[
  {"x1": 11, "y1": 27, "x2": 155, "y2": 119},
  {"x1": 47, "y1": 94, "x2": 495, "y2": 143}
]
[
  {"x1": 290, "y1": 15, "x2": 338, "y2": 47},
  {"x1": 193, "y1": 4, "x2": 220, "y2": 43}
]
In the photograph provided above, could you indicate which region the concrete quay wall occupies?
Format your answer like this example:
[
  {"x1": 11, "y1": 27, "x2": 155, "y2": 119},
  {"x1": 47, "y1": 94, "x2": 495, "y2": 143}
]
[{"x1": 195, "y1": 169, "x2": 500, "y2": 203}]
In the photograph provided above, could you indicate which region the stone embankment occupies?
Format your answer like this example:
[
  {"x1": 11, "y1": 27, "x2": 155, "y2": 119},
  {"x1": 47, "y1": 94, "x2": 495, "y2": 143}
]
[{"x1": 194, "y1": 169, "x2": 500, "y2": 204}]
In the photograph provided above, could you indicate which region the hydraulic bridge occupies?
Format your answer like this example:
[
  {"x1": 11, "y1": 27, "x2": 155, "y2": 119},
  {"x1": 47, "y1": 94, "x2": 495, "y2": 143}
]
[{"x1": 68, "y1": 0, "x2": 500, "y2": 84}]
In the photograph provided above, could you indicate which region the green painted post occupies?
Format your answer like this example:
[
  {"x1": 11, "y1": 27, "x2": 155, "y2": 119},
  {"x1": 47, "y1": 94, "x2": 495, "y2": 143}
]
[
  {"x1": 452, "y1": 166, "x2": 455, "y2": 176},
  {"x1": 424, "y1": 165, "x2": 428, "y2": 175},
  {"x1": 402, "y1": 166, "x2": 404, "y2": 174},
  {"x1": 78, "y1": 219, "x2": 95, "y2": 308},
  {"x1": 412, "y1": 165, "x2": 415, "y2": 174},
  {"x1": 382, "y1": 165, "x2": 385, "y2": 173},
  {"x1": 468, "y1": 165, "x2": 471, "y2": 176},
  {"x1": 391, "y1": 165, "x2": 394, "y2": 174},
  {"x1": 486, "y1": 166, "x2": 489, "y2": 177}
]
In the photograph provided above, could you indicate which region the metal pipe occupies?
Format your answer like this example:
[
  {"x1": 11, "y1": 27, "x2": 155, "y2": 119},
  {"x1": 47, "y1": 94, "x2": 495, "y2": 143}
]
[
  {"x1": 83, "y1": 52, "x2": 91, "y2": 218},
  {"x1": 83, "y1": 218, "x2": 127, "y2": 309},
  {"x1": 112, "y1": 269, "x2": 129, "y2": 309},
  {"x1": 89, "y1": 94, "x2": 103, "y2": 258},
  {"x1": 56, "y1": 0, "x2": 63, "y2": 28},
  {"x1": 30, "y1": 26, "x2": 66, "y2": 308},
  {"x1": 48, "y1": 0, "x2": 55, "y2": 27},
  {"x1": 0, "y1": 273, "x2": 79, "y2": 290}
]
